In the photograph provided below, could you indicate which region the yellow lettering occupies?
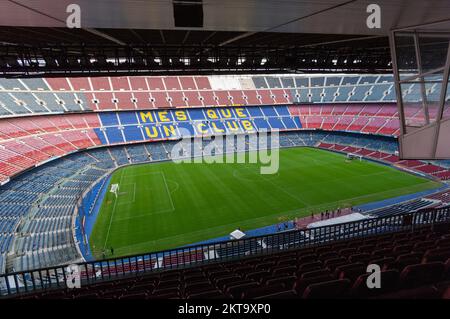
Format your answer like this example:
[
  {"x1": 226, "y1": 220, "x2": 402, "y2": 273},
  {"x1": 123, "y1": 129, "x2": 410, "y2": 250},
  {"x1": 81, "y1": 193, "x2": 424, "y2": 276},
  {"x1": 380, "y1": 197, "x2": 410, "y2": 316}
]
[
  {"x1": 174, "y1": 110, "x2": 187, "y2": 121},
  {"x1": 235, "y1": 108, "x2": 246, "y2": 118},
  {"x1": 206, "y1": 109, "x2": 218, "y2": 120},
  {"x1": 158, "y1": 111, "x2": 170, "y2": 122},
  {"x1": 241, "y1": 120, "x2": 254, "y2": 132},
  {"x1": 219, "y1": 109, "x2": 232, "y2": 118},
  {"x1": 140, "y1": 111, "x2": 154, "y2": 123},
  {"x1": 162, "y1": 125, "x2": 176, "y2": 137},
  {"x1": 226, "y1": 121, "x2": 239, "y2": 132},
  {"x1": 197, "y1": 123, "x2": 208, "y2": 133},
  {"x1": 211, "y1": 122, "x2": 225, "y2": 133},
  {"x1": 144, "y1": 126, "x2": 159, "y2": 138}
]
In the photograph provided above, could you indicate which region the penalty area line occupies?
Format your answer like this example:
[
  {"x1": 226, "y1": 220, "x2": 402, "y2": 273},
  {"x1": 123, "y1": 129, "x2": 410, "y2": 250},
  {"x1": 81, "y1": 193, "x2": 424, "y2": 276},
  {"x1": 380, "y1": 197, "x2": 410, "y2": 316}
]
[
  {"x1": 103, "y1": 169, "x2": 125, "y2": 250},
  {"x1": 160, "y1": 171, "x2": 175, "y2": 212}
]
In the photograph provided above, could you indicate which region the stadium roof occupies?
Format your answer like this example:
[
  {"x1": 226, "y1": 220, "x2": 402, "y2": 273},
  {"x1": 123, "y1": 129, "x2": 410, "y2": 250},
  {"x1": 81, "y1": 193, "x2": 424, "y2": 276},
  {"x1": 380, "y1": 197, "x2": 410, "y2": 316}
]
[
  {"x1": 0, "y1": 0, "x2": 449, "y2": 76},
  {"x1": 2, "y1": 0, "x2": 450, "y2": 34}
]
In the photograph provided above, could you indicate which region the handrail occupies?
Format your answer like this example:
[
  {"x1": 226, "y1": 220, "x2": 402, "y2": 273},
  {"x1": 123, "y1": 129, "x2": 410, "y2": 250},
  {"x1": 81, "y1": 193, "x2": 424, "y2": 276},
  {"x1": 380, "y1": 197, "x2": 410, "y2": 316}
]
[{"x1": 1, "y1": 206, "x2": 449, "y2": 297}]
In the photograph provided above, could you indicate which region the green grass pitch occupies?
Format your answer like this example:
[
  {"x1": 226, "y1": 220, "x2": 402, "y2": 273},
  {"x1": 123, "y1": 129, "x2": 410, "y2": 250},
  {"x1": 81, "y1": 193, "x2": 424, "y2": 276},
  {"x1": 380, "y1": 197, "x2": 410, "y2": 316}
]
[{"x1": 90, "y1": 147, "x2": 440, "y2": 258}]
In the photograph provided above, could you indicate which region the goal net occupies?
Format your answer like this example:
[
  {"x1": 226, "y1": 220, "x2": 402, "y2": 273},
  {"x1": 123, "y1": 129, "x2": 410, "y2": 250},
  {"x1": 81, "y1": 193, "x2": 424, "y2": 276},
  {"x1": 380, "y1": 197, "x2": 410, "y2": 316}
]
[
  {"x1": 346, "y1": 153, "x2": 362, "y2": 161},
  {"x1": 110, "y1": 183, "x2": 120, "y2": 198}
]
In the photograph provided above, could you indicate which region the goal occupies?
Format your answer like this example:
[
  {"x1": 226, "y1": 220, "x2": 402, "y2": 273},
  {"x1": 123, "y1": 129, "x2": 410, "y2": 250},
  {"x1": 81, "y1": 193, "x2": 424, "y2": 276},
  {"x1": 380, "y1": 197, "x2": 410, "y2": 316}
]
[
  {"x1": 346, "y1": 153, "x2": 362, "y2": 161},
  {"x1": 110, "y1": 183, "x2": 120, "y2": 198}
]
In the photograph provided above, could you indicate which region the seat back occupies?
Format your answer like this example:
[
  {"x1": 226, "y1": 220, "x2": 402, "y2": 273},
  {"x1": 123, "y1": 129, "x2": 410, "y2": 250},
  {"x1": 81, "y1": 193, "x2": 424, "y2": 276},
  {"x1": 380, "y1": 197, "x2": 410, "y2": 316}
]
[
  {"x1": 302, "y1": 279, "x2": 351, "y2": 299},
  {"x1": 399, "y1": 262, "x2": 445, "y2": 289},
  {"x1": 350, "y1": 270, "x2": 399, "y2": 298}
]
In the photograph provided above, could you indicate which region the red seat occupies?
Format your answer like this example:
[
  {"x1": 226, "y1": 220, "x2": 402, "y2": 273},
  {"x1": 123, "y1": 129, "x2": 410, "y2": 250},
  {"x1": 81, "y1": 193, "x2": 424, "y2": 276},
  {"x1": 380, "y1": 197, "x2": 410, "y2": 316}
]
[
  {"x1": 254, "y1": 290, "x2": 297, "y2": 299},
  {"x1": 339, "y1": 248, "x2": 357, "y2": 256},
  {"x1": 351, "y1": 270, "x2": 399, "y2": 298},
  {"x1": 118, "y1": 292, "x2": 147, "y2": 299},
  {"x1": 294, "y1": 274, "x2": 335, "y2": 295},
  {"x1": 422, "y1": 248, "x2": 450, "y2": 263},
  {"x1": 264, "y1": 275, "x2": 296, "y2": 289},
  {"x1": 187, "y1": 289, "x2": 228, "y2": 299},
  {"x1": 349, "y1": 253, "x2": 371, "y2": 263},
  {"x1": 297, "y1": 254, "x2": 317, "y2": 264},
  {"x1": 357, "y1": 244, "x2": 375, "y2": 253},
  {"x1": 272, "y1": 266, "x2": 296, "y2": 276},
  {"x1": 214, "y1": 276, "x2": 242, "y2": 290},
  {"x1": 384, "y1": 253, "x2": 422, "y2": 272},
  {"x1": 377, "y1": 286, "x2": 439, "y2": 299},
  {"x1": 184, "y1": 282, "x2": 215, "y2": 296},
  {"x1": 226, "y1": 282, "x2": 259, "y2": 298},
  {"x1": 444, "y1": 258, "x2": 450, "y2": 280},
  {"x1": 245, "y1": 271, "x2": 271, "y2": 283},
  {"x1": 242, "y1": 284, "x2": 287, "y2": 299},
  {"x1": 298, "y1": 261, "x2": 323, "y2": 275},
  {"x1": 399, "y1": 262, "x2": 445, "y2": 289},
  {"x1": 319, "y1": 252, "x2": 339, "y2": 261},
  {"x1": 372, "y1": 248, "x2": 393, "y2": 258},
  {"x1": 302, "y1": 279, "x2": 351, "y2": 299},
  {"x1": 301, "y1": 269, "x2": 332, "y2": 279},
  {"x1": 335, "y1": 263, "x2": 366, "y2": 281},
  {"x1": 392, "y1": 244, "x2": 414, "y2": 255},
  {"x1": 323, "y1": 257, "x2": 347, "y2": 271}
]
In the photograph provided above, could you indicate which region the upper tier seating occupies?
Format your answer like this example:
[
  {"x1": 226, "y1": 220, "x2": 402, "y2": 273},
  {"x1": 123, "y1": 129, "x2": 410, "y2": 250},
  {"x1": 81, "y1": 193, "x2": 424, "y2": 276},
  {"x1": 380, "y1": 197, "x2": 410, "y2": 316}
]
[
  {"x1": 0, "y1": 76, "x2": 293, "y2": 116},
  {"x1": 3, "y1": 74, "x2": 449, "y2": 117}
]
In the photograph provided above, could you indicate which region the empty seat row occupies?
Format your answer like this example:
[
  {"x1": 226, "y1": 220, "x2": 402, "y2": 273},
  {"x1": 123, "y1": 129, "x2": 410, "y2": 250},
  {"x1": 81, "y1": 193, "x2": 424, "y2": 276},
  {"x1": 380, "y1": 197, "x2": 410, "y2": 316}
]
[{"x1": 15, "y1": 223, "x2": 450, "y2": 299}]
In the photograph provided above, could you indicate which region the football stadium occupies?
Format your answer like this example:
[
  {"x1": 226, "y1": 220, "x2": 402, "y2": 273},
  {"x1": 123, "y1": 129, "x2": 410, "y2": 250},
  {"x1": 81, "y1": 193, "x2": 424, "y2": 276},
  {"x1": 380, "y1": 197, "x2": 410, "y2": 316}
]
[{"x1": 0, "y1": 0, "x2": 450, "y2": 302}]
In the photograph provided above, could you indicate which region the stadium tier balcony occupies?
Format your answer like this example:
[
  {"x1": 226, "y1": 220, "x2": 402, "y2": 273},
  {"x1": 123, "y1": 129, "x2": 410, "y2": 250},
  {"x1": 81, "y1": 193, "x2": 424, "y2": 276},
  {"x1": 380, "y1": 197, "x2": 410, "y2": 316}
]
[
  {"x1": 0, "y1": 74, "x2": 416, "y2": 118},
  {"x1": 8, "y1": 221, "x2": 450, "y2": 299}
]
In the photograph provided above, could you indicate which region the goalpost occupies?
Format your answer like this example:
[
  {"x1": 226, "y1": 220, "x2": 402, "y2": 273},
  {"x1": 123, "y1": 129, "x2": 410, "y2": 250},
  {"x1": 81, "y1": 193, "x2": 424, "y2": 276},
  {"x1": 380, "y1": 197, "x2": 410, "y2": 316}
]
[
  {"x1": 110, "y1": 183, "x2": 120, "y2": 198},
  {"x1": 346, "y1": 153, "x2": 363, "y2": 161}
]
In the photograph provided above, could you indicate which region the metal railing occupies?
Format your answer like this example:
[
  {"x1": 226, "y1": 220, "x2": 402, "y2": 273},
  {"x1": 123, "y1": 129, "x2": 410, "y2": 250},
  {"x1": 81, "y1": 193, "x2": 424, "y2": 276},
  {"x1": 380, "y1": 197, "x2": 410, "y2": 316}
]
[{"x1": 1, "y1": 207, "x2": 449, "y2": 298}]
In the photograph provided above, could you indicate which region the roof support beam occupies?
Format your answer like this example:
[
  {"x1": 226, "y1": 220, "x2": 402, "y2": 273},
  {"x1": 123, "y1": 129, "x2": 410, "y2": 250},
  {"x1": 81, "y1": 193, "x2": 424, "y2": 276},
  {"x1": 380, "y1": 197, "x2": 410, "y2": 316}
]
[
  {"x1": 84, "y1": 29, "x2": 126, "y2": 46},
  {"x1": 218, "y1": 32, "x2": 257, "y2": 47}
]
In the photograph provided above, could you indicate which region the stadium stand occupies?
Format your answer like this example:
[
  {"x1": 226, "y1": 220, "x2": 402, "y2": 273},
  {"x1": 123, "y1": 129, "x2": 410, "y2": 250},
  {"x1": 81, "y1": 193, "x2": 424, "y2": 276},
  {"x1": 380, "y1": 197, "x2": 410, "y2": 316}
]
[
  {"x1": 363, "y1": 199, "x2": 440, "y2": 218},
  {"x1": 0, "y1": 75, "x2": 450, "y2": 299},
  {"x1": 316, "y1": 133, "x2": 450, "y2": 181},
  {"x1": 3, "y1": 0, "x2": 450, "y2": 302},
  {"x1": 0, "y1": 74, "x2": 402, "y2": 117},
  {"x1": 0, "y1": 102, "x2": 403, "y2": 184},
  {"x1": 0, "y1": 128, "x2": 449, "y2": 275},
  {"x1": 7, "y1": 217, "x2": 450, "y2": 299}
]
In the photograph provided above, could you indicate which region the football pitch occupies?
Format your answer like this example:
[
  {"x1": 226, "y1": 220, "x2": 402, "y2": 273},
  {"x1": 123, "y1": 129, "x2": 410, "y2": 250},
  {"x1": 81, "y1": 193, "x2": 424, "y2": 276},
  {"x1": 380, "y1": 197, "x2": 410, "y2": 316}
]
[{"x1": 90, "y1": 147, "x2": 440, "y2": 258}]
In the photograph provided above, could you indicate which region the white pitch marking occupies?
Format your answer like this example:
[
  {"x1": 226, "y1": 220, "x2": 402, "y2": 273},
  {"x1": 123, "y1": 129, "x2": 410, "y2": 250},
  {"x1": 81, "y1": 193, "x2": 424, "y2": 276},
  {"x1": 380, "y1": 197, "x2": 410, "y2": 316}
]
[
  {"x1": 160, "y1": 171, "x2": 175, "y2": 212},
  {"x1": 116, "y1": 183, "x2": 136, "y2": 205},
  {"x1": 103, "y1": 169, "x2": 125, "y2": 250}
]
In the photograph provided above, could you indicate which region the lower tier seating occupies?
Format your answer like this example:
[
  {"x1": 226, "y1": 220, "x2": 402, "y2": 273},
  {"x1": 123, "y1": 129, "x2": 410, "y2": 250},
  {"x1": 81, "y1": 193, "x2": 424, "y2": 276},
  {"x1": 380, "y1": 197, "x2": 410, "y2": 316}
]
[
  {"x1": 317, "y1": 138, "x2": 450, "y2": 181},
  {"x1": 1, "y1": 131, "x2": 449, "y2": 275},
  {"x1": 15, "y1": 222, "x2": 450, "y2": 299}
]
